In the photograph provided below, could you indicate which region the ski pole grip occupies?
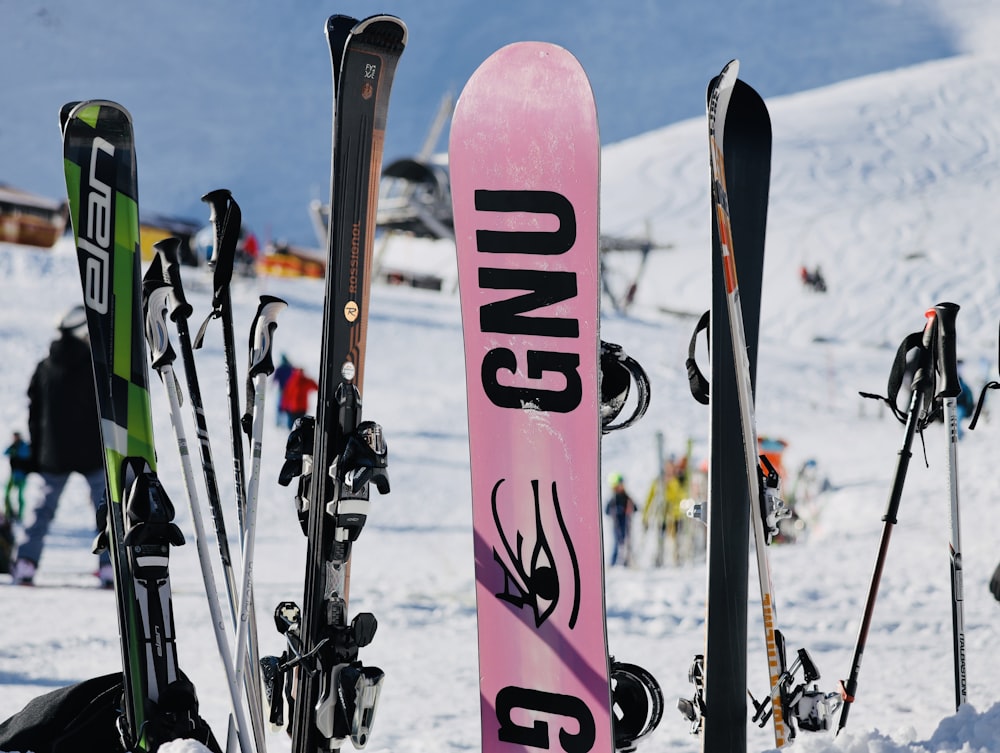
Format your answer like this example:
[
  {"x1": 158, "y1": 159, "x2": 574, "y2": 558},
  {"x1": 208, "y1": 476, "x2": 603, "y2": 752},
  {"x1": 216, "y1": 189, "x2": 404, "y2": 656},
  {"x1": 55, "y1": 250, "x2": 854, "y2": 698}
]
[
  {"x1": 248, "y1": 296, "x2": 288, "y2": 379},
  {"x1": 143, "y1": 280, "x2": 177, "y2": 370},
  {"x1": 934, "y1": 302, "x2": 961, "y2": 399},
  {"x1": 201, "y1": 188, "x2": 241, "y2": 301},
  {"x1": 152, "y1": 237, "x2": 194, "y2": 319}
]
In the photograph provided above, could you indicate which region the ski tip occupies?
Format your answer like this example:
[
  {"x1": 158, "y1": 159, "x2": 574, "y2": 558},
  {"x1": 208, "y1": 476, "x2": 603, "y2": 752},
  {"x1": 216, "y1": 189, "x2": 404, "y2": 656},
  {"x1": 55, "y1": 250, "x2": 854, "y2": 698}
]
[
  {"x1": 457, "y1": 41, "x2": 592, "y2": 114},
  {"x1": 60, "y1": 100, "x2": 133, "y2": 134},
  {"x1": 706, "y1": 60, "x2": 740, "y2": 109},
  {"x1": 58, "y1": 101, "x2": 81, "y2": 133},
  {"x1": 326, "y1": 13, "x2": 358, "y2": 33},
  {"x1": 353, "y1": 14, "x2": 408, "y2": 49}
]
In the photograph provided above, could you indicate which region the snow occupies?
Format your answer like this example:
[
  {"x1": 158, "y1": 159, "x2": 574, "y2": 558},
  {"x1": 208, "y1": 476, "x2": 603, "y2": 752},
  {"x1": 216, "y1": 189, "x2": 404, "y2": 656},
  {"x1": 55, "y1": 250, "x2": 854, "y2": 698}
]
[{"x1": 4, "y1": 2, "x2": 1000, "y2": 753}]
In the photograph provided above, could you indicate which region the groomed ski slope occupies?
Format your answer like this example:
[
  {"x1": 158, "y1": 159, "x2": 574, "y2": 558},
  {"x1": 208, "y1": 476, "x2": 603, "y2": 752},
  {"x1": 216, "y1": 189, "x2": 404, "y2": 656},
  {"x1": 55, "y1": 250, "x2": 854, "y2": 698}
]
[{"x1": 4, "y1": 6, "x2": 1000, "y2": 753}]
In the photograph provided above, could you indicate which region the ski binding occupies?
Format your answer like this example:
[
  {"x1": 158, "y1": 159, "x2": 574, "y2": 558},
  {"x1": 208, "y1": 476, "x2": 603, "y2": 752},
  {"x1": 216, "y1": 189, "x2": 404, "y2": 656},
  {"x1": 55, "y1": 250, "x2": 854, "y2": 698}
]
[
  {"x1": 677, "y1": 654, "x2": 706, "y2": 735},
  {"x1": 759, "y1": 454, "x2": 792, "y2": 544},
  {"x1": 749, "y1": 633, "x2": 841, "y2": 738}
]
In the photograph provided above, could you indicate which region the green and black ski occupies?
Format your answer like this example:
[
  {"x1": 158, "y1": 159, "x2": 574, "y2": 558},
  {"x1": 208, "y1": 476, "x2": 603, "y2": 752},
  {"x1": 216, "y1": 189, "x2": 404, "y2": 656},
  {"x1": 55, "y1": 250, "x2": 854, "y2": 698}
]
[{"x1": 61, "y1": 100, "x2": 212, "y2": 753}]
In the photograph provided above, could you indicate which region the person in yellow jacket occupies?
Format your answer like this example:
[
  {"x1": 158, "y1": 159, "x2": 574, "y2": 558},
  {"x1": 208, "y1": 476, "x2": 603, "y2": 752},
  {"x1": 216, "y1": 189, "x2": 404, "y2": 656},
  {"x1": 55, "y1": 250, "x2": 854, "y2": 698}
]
[{"x1": 643, "y1": 454, "x2": 689, "y2": 566}]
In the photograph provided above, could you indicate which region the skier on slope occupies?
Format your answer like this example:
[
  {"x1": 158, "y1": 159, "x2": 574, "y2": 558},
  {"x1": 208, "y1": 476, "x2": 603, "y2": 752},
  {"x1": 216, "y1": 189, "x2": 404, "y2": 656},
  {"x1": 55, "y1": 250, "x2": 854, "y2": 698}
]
[{"x1": 11, "y1": 306, "x2": 112, "y2": 587}]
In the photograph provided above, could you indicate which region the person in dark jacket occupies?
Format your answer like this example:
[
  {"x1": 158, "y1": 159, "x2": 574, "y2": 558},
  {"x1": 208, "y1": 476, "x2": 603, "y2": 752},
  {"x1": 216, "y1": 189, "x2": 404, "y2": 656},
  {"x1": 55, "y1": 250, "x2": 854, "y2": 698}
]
[
  {"x1": 604, "y1": 472, "x2": 635, "y2": 567},
  {"x1": 4, "y1": 430, "x2": 31, "y2": 521},
  {"x1": 272, "y1": 353, "x2": 294, "y2": 427},
  {"x1": 12, "y1": 306, "x2": 111, "y2": 587}
]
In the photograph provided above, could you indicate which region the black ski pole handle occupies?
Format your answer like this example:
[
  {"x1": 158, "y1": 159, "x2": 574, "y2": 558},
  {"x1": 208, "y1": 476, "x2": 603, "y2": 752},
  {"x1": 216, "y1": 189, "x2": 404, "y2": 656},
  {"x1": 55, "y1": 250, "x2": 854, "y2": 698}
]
[
  {"x1": 201, "y1": 188, "x2": 241, "y2": 306},
  {"x1": 910, "y1": 308, "x2": 939, "y2": 394},
  {"x1": 934, "y1": 302, "x2": 961, "y2": 400}
]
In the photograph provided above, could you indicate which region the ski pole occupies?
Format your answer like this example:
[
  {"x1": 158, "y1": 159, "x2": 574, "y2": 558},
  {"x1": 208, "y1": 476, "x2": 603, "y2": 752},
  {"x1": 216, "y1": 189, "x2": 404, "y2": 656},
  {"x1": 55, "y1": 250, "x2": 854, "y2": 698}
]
[
  {"x1": 195, "y1": 189, "x2": 267, "y2": 750},
  {"x1": 837, "y1": 308, "x2": 939, "y2": 734},
  {"x1": 143, "y1": 279, "x2": 255, "y2": 753},
  {"x1": 933, "y1": 302, "x2": 967, "y2": 710},
  {"x1": 232, "y1": 296, "x2": 286, "y2": 729},
  {"x1": 151, "y1": 239, "x2": 240, "y2": 610},
  {"x1": 153, "y1": 239, "x2": 268, "y2": 753}
]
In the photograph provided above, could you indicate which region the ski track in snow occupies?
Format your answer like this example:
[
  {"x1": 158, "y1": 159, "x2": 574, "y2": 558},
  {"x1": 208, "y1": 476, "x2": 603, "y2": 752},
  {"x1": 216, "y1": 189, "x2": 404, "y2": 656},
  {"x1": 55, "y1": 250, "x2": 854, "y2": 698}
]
[{"x1": 5, "y1": 14, "x2": 1000, "y2": 753}]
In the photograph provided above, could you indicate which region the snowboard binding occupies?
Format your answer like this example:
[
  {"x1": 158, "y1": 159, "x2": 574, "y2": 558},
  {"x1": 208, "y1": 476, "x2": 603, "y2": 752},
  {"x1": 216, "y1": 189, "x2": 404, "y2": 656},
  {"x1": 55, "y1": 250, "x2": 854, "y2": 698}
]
[
  {"x1": 601, "y1": 340, "x2": 651, "y2": 434},
  {"x1": 610, "y1": 659, "x2": 664, "y2": 752},
  {"x1": 677, "y1": 654, "x2": 706, "y2": 735}
]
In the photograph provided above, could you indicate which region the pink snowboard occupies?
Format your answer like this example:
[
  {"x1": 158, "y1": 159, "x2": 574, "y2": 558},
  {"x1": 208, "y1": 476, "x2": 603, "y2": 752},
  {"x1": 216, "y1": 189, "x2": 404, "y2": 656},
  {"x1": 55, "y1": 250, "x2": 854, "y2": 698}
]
[{"x1": 451, "y1": 42, "x2": 612, "y2": 753}]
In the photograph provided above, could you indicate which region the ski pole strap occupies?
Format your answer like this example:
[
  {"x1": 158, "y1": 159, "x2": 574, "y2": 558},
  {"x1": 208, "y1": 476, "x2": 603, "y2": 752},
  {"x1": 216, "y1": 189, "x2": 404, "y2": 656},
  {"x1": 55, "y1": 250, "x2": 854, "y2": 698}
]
[
  {"x1": 969, "y1": 381, "x2": 1000, "y2": 430},
  {"x1": 969, "y1": 316, "x2": 1000, "y2": 431},
  {"x1": 686, "y1": 310, "x2": 710, "y2": 405},
  {"x1": 191, "y1": 308, "x2": 222, "y2": 350},
  {"x1": 859, "y1": 330, "x2": 926, "y2": 424}
]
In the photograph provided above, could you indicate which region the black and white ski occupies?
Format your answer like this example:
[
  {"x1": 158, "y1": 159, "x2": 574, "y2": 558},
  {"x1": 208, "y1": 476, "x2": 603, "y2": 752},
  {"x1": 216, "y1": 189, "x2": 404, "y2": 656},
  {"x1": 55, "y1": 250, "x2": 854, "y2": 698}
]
[
  {"x1": 264, "y1": 15, "x2": 404, "y2": 753},
  {"x1": 679, "y1": 63, "x2": 837, "y2": 751}
]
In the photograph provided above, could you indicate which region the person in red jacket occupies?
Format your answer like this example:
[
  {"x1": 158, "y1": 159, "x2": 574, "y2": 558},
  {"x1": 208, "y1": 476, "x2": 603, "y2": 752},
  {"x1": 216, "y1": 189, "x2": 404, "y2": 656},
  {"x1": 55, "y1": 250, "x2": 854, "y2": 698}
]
[{"x1": 279, "y1": 367, "x2": 318, "y2": 428}]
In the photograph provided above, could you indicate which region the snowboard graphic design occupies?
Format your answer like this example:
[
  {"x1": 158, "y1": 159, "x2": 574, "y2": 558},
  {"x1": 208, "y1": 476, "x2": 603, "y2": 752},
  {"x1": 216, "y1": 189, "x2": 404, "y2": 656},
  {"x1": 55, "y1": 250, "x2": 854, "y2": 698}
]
[{"x1": 451, "y1": 42, "x2": 612, "y2": 753}]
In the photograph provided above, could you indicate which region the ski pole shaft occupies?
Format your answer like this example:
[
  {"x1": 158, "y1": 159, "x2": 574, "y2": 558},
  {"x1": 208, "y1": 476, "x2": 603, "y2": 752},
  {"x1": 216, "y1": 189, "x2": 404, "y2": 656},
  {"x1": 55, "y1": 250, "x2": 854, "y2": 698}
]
[
  {"x1": 202, "y1": 188, "x2": 250, "y2": 527},
  {"x1": 944, "y1": 397, "x2": 967, "y2": 710},
  {"x1": 198, "y1": 191, "x2": 268, "y2": 749},
  {"x1": 935, "y1": 301, "x2": 967, "y2": 709},
  {"x1": 838, "y1": 310, "x2": 938, "y2": 733}
]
